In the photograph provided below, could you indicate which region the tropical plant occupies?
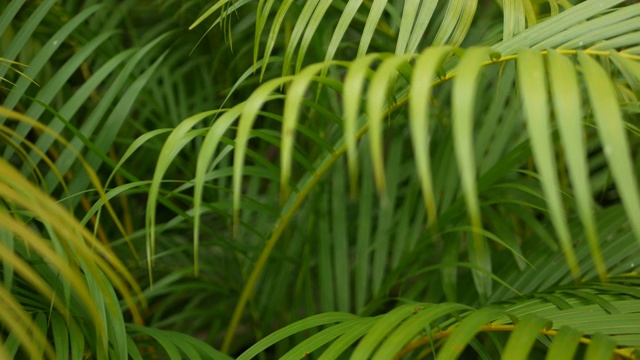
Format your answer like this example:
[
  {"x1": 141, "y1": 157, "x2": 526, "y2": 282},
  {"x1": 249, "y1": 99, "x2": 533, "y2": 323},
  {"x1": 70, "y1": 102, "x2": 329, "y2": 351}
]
[{"x1": 1, "y1": 0, "x2": 640, "y2": 358}]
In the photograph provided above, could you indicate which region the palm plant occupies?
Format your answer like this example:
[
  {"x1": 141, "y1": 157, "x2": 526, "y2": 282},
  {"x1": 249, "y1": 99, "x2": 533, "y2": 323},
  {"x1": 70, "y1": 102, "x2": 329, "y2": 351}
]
[{"x1": 2, "y1": 0, "x2": 640, "y2": 358}]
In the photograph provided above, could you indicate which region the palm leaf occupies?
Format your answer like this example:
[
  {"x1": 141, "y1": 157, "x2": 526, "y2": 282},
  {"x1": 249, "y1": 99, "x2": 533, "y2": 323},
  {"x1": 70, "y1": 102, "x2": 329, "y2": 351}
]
[
  {"x1": 239, "y1": 284, "x2": 640, "y2": 358},
  {"x1": 4, "y1": 0, "x2": 640, "y2": 358},
  {"x1": 175, "y1": 1, "x2": 640, "y2": 350},
  {"x1": 0, "y1": 109, "x2": 142, "y2": 358}
]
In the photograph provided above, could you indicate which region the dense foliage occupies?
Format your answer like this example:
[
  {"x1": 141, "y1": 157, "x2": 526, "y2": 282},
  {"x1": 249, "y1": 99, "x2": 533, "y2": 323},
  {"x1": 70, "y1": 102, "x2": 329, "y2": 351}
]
[{"x1": 2, "y1": 0, "x2": 640, "y2": 358}]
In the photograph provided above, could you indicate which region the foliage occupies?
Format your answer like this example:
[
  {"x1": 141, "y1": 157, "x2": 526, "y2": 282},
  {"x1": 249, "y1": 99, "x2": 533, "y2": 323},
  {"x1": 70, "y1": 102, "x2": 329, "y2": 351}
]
[{"x1": 1, "y1": 0, "x2": 640, "y2": 358}]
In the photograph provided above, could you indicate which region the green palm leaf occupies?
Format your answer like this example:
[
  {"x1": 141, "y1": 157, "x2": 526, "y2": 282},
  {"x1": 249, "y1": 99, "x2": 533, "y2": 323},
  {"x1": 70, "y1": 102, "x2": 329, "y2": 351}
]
[{"x1": 3, "y1": 0, "x2": 640, "y2": 358}]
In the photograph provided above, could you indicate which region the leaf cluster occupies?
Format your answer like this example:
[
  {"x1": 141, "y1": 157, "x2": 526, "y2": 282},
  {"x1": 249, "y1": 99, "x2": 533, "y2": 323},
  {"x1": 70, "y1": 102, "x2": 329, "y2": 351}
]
[{"x1": 1, "y1": 0, "x2": 640, "y2": 359}]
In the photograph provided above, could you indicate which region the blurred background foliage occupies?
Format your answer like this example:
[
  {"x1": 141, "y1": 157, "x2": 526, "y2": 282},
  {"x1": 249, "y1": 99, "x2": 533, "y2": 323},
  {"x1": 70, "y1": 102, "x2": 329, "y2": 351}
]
[{"x1": 1, "y1": 0, "x2": 640, "y2": 358}]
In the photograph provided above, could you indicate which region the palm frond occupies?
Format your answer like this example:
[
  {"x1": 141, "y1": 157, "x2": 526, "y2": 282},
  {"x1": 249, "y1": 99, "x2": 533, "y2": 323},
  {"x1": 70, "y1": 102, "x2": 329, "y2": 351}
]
[
  {"x1": 163, "y1": 1, "x2": 640, "y2": 350},
  {"x1": 3, "y1": 0, "x2": 640, "y2": 358},
  {"x1": 238, "y1": 282, "x2": 640, "y2": 359},
  {"x1": 0, "y1": 107, "x2": 144, "y2": 359}
]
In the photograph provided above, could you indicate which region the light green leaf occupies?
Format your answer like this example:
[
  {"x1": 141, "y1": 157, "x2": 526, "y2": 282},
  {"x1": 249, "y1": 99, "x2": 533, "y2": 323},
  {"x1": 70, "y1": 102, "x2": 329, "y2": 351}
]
[
  {"x1": 517, "y1": 48, "x2": 579, "y2": 277},
  {"x1": 579, "y1": 51, "x2": 640, "y2": 245},
  {"x1": 452, "y1": 46, "x2": 492, "y2": 301},
  {"x1": 502, "y1": 314, "x2": 552, "y2": 360},
  {"x1": 438, "y1": 308, "x2": 505, "y2": 359}
]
